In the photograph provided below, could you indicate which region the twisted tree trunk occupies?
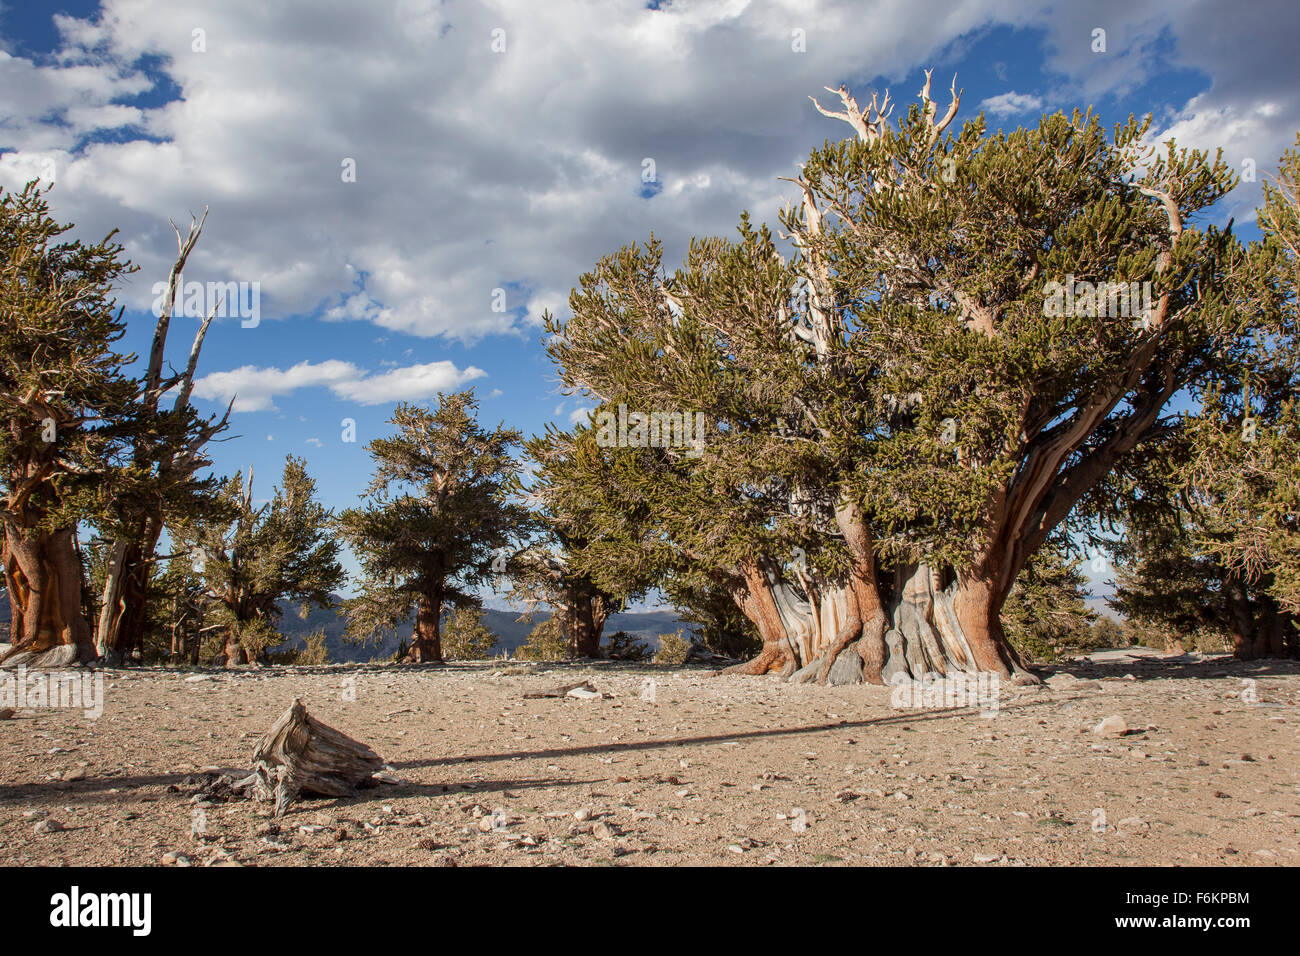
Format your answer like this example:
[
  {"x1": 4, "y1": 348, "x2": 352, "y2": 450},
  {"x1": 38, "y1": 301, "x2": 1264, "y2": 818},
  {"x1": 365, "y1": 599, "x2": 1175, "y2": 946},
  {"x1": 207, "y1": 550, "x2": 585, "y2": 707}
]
[
  {"x1": 720, "y1": 503, "x2": 1036, "y2": 687},
  {"x1": 725, "y1": 560, "x2": 1033, "y2": 686},
  {"x1": 96, "y1": 519, "x2": 162, "y2": 665},
  {"x1": 1, "y1": 524, "x2": 97, "y2": 667},
  {"x1": 404, "y1": 592, "x2": 444, "y2": 663},
  {"x1": 560, "y1": 591, "x2": 608, "y2": 658}
]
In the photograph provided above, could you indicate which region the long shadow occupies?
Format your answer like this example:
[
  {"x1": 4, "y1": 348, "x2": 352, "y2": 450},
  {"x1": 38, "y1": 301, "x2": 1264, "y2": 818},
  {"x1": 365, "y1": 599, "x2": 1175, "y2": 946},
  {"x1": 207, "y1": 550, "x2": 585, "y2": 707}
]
[
  {"x1": 0, "y1": 770, "x2": 191, "y2": 805},
  {"x1": 0, "y1": 769, "x2": 604, "y2": 810},
  {"x1": 394, "y1": 694, "x2": 1065, "y2": 771},
  {"x1": 1050, "y1": 653, "x2": 1300, "y2": 683}
]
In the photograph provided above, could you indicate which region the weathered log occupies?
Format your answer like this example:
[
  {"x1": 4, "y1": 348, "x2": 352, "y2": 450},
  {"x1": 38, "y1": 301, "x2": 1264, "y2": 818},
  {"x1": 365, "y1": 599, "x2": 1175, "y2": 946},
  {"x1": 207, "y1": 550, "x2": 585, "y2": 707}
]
[{"x1": 241, "y1": 699, "x2": 383, "y2": 816}]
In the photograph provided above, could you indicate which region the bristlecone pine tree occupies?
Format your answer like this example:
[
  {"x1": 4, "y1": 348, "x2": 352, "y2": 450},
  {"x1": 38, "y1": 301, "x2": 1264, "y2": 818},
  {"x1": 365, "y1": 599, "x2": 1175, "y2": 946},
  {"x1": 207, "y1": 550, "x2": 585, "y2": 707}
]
[
  {"x1": 1109, "y1": 136, "x2": 1300, "y2": 659},
  {"x1": 1183, "y1": 135, "x2": 1300, "y2": 643},
  {"x1": 511, "y1": 427, "x2": 625, "y2": 658},
  {"x1": 0, "y1": 184, "x2": 139, "y2": 666},
  {"x1": 339, "y1": 391, "x2": 526, "y2": 663},
  {"x1": 175, "y1": 455, "x2": 344, "y2": 665},
  {"x1": 95, "y1": 208, "x2": 231, "y2": 666},
  {"x1": 544, "y1": 71, "x2": 1249, "y2": 685}
]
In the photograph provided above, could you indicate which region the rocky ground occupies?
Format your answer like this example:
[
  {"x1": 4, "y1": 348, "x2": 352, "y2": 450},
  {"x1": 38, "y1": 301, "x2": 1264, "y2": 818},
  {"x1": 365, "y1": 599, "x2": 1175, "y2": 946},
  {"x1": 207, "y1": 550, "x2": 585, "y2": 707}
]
[{"x1": 1, "y1": 648, "x2": 1297, "y2": 866}]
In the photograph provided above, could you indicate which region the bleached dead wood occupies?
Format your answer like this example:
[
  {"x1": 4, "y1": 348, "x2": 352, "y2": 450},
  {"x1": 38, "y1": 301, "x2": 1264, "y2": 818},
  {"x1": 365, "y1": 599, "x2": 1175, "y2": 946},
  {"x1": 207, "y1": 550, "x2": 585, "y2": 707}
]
[{"x1": 237, "y1": 699, "x2": 383, "y2": 816}]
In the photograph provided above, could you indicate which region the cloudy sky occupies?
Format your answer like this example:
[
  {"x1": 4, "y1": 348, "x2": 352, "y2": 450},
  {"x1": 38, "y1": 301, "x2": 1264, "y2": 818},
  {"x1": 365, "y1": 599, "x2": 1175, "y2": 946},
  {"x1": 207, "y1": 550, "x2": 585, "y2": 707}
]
[{"x1": 3, "y1": 0, "x2": 1297, "y2": 596}]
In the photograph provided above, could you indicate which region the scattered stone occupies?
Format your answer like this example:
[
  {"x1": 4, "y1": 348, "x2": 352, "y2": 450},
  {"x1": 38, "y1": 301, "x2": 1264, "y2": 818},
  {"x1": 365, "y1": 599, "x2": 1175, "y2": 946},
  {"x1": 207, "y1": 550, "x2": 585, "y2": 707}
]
[
  {"x1": 34, "y1": 819, "x2": 64, "y2": 835},
  {"x1": 573, "y1": 807, "x2": 593, "y2": 822},
  {"x1": 1094, "y1": 715, "x2": 1129, "y2": 738},
  {"x1": 1116, "y1": 816, "x2": 1149, "y2": 834},
  {"x1": 973, "y1": 852, "x2": 1002, "y2": 864},
  {"x1": 162, "y1": 851, "x2": 191, "y2": 866}
]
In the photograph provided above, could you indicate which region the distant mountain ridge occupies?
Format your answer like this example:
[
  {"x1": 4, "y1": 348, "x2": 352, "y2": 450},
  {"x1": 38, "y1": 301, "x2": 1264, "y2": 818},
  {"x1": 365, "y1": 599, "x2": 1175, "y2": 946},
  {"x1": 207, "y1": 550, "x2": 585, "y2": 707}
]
[
  {"x1": 272, "y1": 596, "x2": 688, "y2": 662},
  {"x1": 0, "y1": 590, "x2": 688, "y2": 662}
]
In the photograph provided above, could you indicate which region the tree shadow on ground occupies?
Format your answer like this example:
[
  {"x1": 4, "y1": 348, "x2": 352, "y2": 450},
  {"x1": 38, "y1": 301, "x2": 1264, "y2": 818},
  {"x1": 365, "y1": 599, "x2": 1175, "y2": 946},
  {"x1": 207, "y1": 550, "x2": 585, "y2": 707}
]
[
  {"x1": 1048, "y1": 651, "x2": 1300, "y2": 682},
  {"x1": 394, "y1": 693, "x2": 1064, "y2": 771}
]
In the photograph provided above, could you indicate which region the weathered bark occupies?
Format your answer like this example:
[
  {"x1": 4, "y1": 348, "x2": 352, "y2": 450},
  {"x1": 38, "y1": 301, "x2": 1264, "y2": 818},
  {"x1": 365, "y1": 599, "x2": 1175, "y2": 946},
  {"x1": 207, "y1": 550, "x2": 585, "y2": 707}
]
[
  {"x1": 1227, "y1": 577, "x2": 1257, "y2": 660},
  {"x1": 404, "y1": 592, "x2": 444, "y2": 663},
  {"x1": 241, "y1": 698, "x2": 383, "y2": 816},
  {"x1": 722, "y1": 559, "x2": 1035, "y2": 686},
  {"x1": 221, "y1": 629, "x2": 250, "y2": 666},
  {"x1": 0, "y1": 524, "x2": 96, "y2": 667},
  {"x1": 1226, "y1": 583, "x2": 1297, "y2": 660},
  {"x1": 556, "y1": 588, "x2": 608, "y2": 658},
  {"x1": 721, "y1": 557, "x2": 803, "y2": 677},
  {"x1": 96, "y1": 522, "x2": 161, "y2": 665}
]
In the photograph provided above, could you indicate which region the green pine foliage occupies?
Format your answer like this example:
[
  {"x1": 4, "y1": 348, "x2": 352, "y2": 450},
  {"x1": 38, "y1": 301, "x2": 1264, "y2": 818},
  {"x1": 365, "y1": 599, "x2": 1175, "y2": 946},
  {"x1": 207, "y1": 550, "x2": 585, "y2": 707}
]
[
  {"x1": 339, "y1": 391, "x2": 527, "y2": 661},
  {"x1": 1000, "y1": 539, "x2": 1096, "y2": 662},
  {"x1": 174, "y1": 455, "x2": 344, "y2": 663},
  {"x1": 440, "y1": 606, "x2": 498, "y2": 660}
]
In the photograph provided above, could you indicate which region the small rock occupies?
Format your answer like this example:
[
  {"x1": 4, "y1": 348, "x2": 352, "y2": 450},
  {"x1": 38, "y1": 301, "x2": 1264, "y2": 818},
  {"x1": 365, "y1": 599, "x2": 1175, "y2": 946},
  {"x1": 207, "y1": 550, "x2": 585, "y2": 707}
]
[
  {"x1": 973, "y1": 852, "x2": 1002, "y2": 864},
  {"x1": 573, "y1": 807, "x2": 593, "y2": 822},
  {"x1": 0, "y1": 707, "x2": 15, "y2": 720},
  {"x1": 34, "y1": 819, "x2": 64, "y2": 834},
  {"x1": 592, "y1": 821, "x2": 614, "y2": 840},
  {"x1": 161, "y1": 851, "x2": 191, "y2": 866},
  {"x1": 1116, "y1": 816, "x2": 1149, "y2": 834},
  {"x1": 1094, "y1": 715, "x2": 1129, "y2": 738}
]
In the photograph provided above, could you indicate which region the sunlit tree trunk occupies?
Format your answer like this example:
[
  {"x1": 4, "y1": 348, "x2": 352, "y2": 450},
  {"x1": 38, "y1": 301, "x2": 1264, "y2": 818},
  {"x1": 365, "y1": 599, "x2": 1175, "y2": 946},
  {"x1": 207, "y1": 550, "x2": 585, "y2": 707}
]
[{"x1": 2, "y1": 524, "x2": 97, "y2": 665}]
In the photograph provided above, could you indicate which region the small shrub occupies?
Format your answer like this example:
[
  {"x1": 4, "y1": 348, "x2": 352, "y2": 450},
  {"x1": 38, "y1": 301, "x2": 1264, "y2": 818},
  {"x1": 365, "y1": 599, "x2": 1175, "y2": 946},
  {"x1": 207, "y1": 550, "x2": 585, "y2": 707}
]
[
  {"x1": 604, "y1": 630, "x2": 650, "y2": 661},
  {"x1": 441, "y1": 606, "x2": 498, "y2": 660},
  {"x1": 514, "y1": 616, "x2": 567, "y2": 661},
  {"x1": 653, "y1": 629, "x2": 693, "y2": 665}
]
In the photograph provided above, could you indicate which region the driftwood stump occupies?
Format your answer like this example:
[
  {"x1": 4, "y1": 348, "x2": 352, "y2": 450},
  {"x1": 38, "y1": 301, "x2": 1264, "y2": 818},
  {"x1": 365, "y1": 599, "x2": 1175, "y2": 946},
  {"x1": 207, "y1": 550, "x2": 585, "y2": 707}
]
[{"x1": 241, "y1": 699, "x2": 384, "y2": 816}]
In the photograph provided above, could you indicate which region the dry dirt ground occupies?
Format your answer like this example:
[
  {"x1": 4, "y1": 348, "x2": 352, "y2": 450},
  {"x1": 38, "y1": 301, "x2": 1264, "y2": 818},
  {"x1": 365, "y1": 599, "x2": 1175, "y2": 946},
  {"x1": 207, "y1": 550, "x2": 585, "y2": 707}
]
[{"x1": 2, "y1": 648, "x2": 1298, "y2": 867}]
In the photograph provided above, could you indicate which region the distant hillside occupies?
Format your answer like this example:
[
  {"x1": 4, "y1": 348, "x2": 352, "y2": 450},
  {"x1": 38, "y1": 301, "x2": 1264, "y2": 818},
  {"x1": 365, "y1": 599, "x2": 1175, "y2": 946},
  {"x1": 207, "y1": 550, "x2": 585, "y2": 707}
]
[
  {"x1": 272, "y1": 597, "x2": 689, "y2": 662},
  {"x1": 0, "y1": 590, "x2": 688, "y2": 662}
]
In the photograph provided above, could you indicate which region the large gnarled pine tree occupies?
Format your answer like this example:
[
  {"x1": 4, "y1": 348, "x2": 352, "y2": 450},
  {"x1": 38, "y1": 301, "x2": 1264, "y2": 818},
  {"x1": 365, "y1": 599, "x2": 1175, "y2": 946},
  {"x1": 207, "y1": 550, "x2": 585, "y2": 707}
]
[{"x1": 545, "y1": 73, "x2": 1246, "y2": 684}]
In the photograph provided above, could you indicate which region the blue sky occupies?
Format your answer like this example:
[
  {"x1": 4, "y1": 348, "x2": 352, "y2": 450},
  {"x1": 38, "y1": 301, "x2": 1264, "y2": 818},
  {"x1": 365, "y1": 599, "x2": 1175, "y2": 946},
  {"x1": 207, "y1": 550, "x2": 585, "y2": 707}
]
[{"x1": 2, "y1": 0, "x2": 1297, "y2": 602}]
